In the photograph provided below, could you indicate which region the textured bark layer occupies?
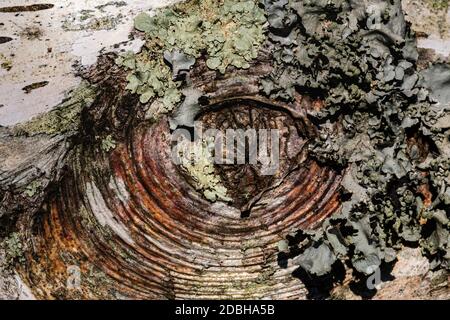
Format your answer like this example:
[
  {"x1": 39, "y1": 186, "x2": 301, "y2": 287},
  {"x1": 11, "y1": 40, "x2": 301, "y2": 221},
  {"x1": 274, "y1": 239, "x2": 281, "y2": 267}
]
[
  {"x1": 1, "y1": 0, "x2": 450, "y2": 300},
  {"x1": 14, "y1": 54, "x2": 342, "y2": 299}
]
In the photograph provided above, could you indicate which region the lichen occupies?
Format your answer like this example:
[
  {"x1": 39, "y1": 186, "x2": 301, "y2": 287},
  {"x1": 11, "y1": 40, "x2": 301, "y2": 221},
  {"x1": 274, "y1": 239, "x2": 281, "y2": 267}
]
[
  {"x1": 177, "y1": 137, "x2": 231, "y2": 202},
  {"x1": 96, "y1": 1, "x2": 127, "y2": 11},
  {"x1": 85, "y1": 264, "x2": 111, "y2": 289},
  {"x1": 118, "y1": 0, "x2": 450, "y2": 281},
  {"x1": 22, "y1": 81, "x2": 49, "y2": 94},
  {"x1": 0, "y1": 54, "x2": 12, "y2": 71},
  {"x1": 1, "y1": 232, "x2": 25, "y2": 267},
  {"x1": 14, "y1": 81, "x2": 96, "y2": 136},
  {"x1": 20, "y1": 26, "x2": 43, "y2": 40},
  {"x1": 134, "y1": 0, "x2": 266, "y2": 73},
  {"x1": 116, "y1": 50, "x2": 182, "y2": 108},
  {"x1": 101, "y1": 135, "x2": 117, "y2": 152},
  {"x1": 62, "y1": 9, "x2": 124, "y2": 31},
  {"x1": 263, "y1": 0, "x2": 450, "y2": 282},
  {"x1": 116, "y1": 0, "x2": 267, "y2": 114},
  {"x1": 23, "y1": 180, "x2": 41, "y2": 197},
  {"x1": 427, "y1": 0, "x2": 449, "y2": 11}
]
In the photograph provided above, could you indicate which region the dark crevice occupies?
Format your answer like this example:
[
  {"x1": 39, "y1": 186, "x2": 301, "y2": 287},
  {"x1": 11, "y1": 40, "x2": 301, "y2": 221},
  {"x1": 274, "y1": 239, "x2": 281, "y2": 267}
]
[
  {"x1": 0, "y1": 37, "x2": 13, "y2": 44},
  {"x1": 0, "y1": 4, "x2": 54, "y2": 13}
]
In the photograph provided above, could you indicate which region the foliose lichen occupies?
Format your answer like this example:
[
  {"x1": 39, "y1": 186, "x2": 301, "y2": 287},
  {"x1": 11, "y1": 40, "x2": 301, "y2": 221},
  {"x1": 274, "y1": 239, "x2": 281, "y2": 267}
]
[
  {"x1": 261, "y1": 0, "x2": 450, "y2": 281},
  {"x1": 134, "y1": 0, "x2": 266, "y2": 72},
  {"x1": 14, "y1": 81, "x2": 97, "y2": 136},
  {"x1": 1, "y1": 232, "x2": 26, "y2": 267},
  {"x1": 177, "y1": 137, "x2": 231, "y2": 202},
  {"x1": 23, "y1": 180, "x2": 41, "y2": 197},
  {"x1": 100, "y1": 134, "x2": 117, "y2": 152},
  {"x1": 116, "y1": 49, "x2": 182, "y2": 107},
  {"x1": 42, "y1": 0, "x2": 449, "y2": 294},
  {"x1": 116, "y1": 0, "x2": 267, "y2": 115}
]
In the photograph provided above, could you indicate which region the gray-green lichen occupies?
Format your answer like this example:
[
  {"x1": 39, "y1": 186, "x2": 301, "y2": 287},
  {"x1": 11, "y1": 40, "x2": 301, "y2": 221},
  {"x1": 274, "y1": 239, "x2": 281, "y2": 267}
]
[
  {"x1": 115, "y1": 0, "x2": 450, "y2": 281},
  {"x1": 14, "y1": 82, "x2": 97, "y2": 136},
  {"x1": 23, "y1": 180, "x2": 41, "y2": 197},
  {"x1": 134, "y1": 0, "x2": 266, "y2": 73},
  {"x1": 263, "y1": 0, "x2": 450, "y2": 283},
  {"x1": 1, "y1": 232, "x2": 25, "y2": 267},
  {"x1": 116, "y1": 0, "x2": 267, "y2": 115},
  {"x1": 116, "y1": 50, "x2": 182, "y2": 108},
  {"x1": 176, "y1": 137, "x2": 231, "y2": 202},
  {"x1": 100, "y1": 134, "x2": 117, "y2": 152}
]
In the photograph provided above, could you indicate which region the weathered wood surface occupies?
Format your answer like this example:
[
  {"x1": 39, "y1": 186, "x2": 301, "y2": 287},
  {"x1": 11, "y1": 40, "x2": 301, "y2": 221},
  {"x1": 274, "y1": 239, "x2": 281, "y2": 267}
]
[
  {"x1": 0, "y1": 0, "x2": 449, "y2": 300},
  {"x1": 0, "y1": 0, "x2": 180, "y2": 126}
]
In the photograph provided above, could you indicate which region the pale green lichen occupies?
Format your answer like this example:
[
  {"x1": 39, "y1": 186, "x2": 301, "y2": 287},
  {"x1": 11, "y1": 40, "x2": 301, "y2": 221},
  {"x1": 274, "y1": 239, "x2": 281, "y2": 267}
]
[
  {"x1": 1, "y1": 232, "x2": 25, "y2": 267},
  {"x1": 116, "y1": 50, "x2": 182, "y2": 108},
  {"x1": 14, "y1": 82, "x2": 96, "y2": 136},
  {"x1": 62, "y1": 8, "x2": 124, "y2": 31},
  {"x1": 101, "y1": 134, "x2": 117, "y2": 152},
  {"x1": 134, "y1": 0, "x2": 266, "y2": 73},
  {"x1": 427, "y1": 0, "x2": 449, "y2": 11},
  {"x1": 177, "y1": 137, "x2": 231, "y2": 202},
  {"x1": 23, "y1": 180, "x2": 41, "y2": 197},
  {"x1": 117, "y1": 0, "x2": 266, "y2": 113}
]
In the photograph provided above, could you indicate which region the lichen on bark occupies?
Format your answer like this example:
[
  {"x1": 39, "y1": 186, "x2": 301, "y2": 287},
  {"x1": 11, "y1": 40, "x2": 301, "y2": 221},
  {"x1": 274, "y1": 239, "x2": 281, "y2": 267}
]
[
  {"x1": 260, "y1": 0, "x2": 450, "y2": 286},
  {"x1": 116, "y1": 0, "x2": 267, "y2": 113},
  {"x1": 13, "y1": 82, "x2": 97, "y2": 136},
  {"x1": 1, "y1": 0, "x2": 450, "y2": 300}
]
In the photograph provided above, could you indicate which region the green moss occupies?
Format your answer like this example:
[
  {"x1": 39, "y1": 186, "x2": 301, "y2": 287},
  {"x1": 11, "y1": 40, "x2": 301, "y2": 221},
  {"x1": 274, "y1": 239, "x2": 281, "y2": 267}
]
[{"x1": 14, "y1": 82, "x2": 96, "y2": 136}]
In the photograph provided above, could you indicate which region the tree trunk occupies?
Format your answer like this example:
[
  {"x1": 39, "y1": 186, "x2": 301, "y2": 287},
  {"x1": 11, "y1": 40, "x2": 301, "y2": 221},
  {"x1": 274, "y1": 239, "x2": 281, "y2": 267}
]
[{"x1": 0, "y1": 0, "x2": 449, "y2": 300}]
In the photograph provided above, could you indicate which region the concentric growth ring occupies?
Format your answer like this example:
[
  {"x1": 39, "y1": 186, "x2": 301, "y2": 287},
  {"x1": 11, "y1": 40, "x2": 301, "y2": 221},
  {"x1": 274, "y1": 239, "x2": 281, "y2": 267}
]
[{"x1": 18, "y1": 57, "x2": 343, "y2": 299}]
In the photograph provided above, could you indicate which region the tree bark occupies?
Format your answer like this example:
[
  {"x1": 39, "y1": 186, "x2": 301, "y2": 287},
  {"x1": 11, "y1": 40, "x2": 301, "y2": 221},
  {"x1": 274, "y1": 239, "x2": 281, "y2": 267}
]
[{"x1": 0, "y1": 0, "x2": 449, "y2": 300}]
